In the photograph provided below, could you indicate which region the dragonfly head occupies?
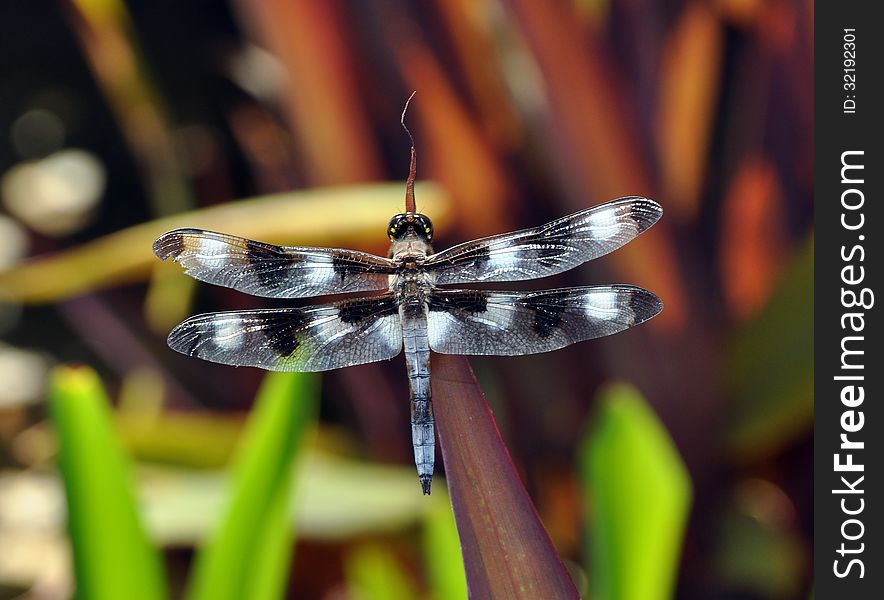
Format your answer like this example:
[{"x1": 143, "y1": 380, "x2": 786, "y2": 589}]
[{"x1": 388, "y1": 212, "x2": 433, "y2": 242}]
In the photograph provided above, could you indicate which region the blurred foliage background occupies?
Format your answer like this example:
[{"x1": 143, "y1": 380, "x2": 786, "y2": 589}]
[{"x1": 0, "y1": 0, "x2": 811, "y2": 598}]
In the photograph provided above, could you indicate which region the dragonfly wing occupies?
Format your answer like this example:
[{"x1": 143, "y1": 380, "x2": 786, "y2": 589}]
[
  {"x1": 167, "y1": 294, "x2": 402, "y2": 372},
  {"x1": 426, "y1": 286, "x2": 662, "y2": 355},
  {"x1": 154, "y1": 229, "x2": 396, "y2": 298},
  {"x1": 423, "y1": 197, "x2": 661, "y2": 285}
]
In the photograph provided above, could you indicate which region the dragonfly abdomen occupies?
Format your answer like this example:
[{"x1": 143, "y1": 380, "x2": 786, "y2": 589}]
[{"x1": 401, "y1": 301, "x2": 435, "y2": 495}]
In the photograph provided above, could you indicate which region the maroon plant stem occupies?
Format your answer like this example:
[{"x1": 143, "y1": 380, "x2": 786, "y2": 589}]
[{"x1": 432, "y1": 354, "x2": 580, "y2": 599}]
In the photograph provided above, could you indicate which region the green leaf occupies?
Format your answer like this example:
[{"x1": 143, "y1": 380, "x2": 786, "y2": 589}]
[
  {"x1": 49, "y1": 365, "x2": 168, "y2": 600},
  {"x1": 184, "y1": 372, "x2": 319, "y2": 600},
  {"x1": 579, "y1": 382, "x2": 691, "y2": 600},
  {"x1": 422, "y1": 492, "x2": 468, "y2": 600},
  {"x1": 713, "y1": 496, "x2": 806, "y2": 598},
  {"x1": 116, "y1": 410, "x2": 244, "y2": 469},
  {"x1": 431, "y1": 354, "x2": 579, "y2": 599},
  {"x1": 726, "y1": 240, "x2": 814, "y2": 460},
  {"x1": 345, "y1": 544, "x2": 419, "y2": 600}
]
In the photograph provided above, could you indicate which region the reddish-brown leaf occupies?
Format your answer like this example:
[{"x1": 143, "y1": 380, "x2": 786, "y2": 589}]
[
  {"x1": 720, "y1": 155, "x2": 785, "y2": 320},
  {"x1": 657, "y1": 3, "x2": 723, "y2": 221},
  {"x1": 432, "y1": 354, "x2": 579, "y2": 600},
  {"x1": 508, "y1": 0, "x2": 687, "y2": 332},
  {"x1": 396, "y1": 41, "x2": 515, "y2": 237},
  {"x1": 233, "y1": 0, "x2": 382, "y2": 185}
]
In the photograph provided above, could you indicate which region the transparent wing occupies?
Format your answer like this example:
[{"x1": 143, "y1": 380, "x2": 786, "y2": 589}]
[
  {"x1": 167, "y1": 294, "x2": 402, "y2": 372},
  {"x1": 154, "y1": 228, "x2": 397, "y2": 298},
  {"x1": 423, "y1": 197, "x2": 661, "y2": 285},
  {"x1": 426, "y1": 286, "x2": 662, "y2": 355}
]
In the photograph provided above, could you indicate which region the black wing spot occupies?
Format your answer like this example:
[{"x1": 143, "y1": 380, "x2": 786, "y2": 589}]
[
  {"x1": 524, "y1": 293, "x2": 568, "y2": 337},
  {"x1": 267, "y1": 312, "x2": 311, "y2": 357},
  {"x1": 247, "y1": 240, "x2": 292, "y2": 289},
  {"x1": 532, "y1": 306, "x2": 563, "y2": 337},
  {"x1": 428, "y1": 291, "x2": 488, "y2": 314},
  {"x1": 339, "y1": 296, "x2": 398, "y2": 324}
]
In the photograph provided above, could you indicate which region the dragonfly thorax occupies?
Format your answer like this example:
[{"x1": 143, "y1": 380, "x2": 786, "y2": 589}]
[{"x1": 390, "y1": 258, "x2": 434, "y2": 301}]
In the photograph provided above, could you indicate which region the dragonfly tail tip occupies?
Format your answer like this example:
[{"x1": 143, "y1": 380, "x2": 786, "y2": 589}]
[{"x1": 420, "y1": 474, "x2": 432, "y2": 495}]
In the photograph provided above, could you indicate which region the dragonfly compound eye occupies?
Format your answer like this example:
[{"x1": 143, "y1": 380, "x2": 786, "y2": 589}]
[
  {"x1": 416, "y1": 215, "x2": 433, "y2": 240},
  {"x1": 388, "y1": 214, "x2": 408, "y2": 240}
]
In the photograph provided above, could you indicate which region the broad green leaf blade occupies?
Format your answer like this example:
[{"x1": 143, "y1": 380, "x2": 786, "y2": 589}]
[
  {"x1": 580, "y1": 383, "x2": 691, "y2": 600},
  {"x1": 185, "y1": 372, "x2": 318, "y2": 600},
  {"x1": 49, "y1": 365, "x2": 168, "y2": 600},
  {"x1": 431, "y1": 354, "x2": 579, "y2": 600},
  {"x1": 422, "y1": 492, "x2": 468, "y2": 600},
  {"x1": 243, "y1": 474, "x2": 297, "y2": 600}
]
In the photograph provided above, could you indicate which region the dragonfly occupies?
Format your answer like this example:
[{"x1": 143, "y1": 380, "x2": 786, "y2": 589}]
[{"x1": 153, "y1": 98, "x2": 663, "y2": 495}]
